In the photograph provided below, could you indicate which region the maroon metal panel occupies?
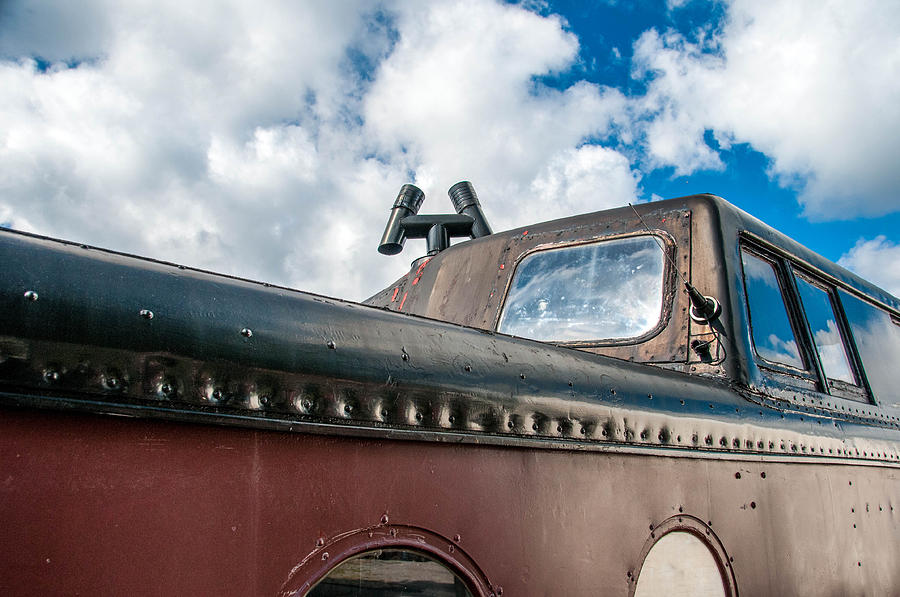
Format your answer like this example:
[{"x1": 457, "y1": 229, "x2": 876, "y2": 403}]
[{"x1": 2, "y1": 408, "x2": 898, "y2": 596}]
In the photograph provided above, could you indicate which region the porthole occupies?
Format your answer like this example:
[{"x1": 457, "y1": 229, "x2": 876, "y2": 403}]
[
  {"x1": 281, "y1": 525, "x2": 493, "y2": 597},
  {"x1": 306, "y1": 549, "x2": 473, "y2": 596},
  {"x1": 632, "y1": 516, "x2": 736, "y2": 597}
]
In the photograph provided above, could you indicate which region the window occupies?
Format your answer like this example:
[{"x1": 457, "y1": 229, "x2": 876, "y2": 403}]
[
  {"x1": 634, "y1": 532, "x2": 728, "y2": 597},
  {"x1": 793, "y1": 275, "x2": 855, "y2": 385},
  {"x1": 838, "y1": 290, "x2": 900, "y2": 403},
  {"x1": 306, "y1": 549, "x2": 473, "y2": 597},
  {"x1": 497, "y1": 236, "x2": 666, "y2": 343},
  {"x1": 741, "y1": 250, "x2": 804, "y2": 369}
]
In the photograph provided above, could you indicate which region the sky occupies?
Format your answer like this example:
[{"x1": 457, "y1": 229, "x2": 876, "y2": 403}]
[{"x1": 1, "y1": 0, "x2": 899, "y2": 301}]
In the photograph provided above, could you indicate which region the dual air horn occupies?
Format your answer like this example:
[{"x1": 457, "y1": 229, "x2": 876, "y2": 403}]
[{"x1": 378, "y1": 181, "x2": 492, "y2": 257}]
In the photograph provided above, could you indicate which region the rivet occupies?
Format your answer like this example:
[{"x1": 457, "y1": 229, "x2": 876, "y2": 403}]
[
  {"x1": 381, "y1": 514, "x2": 389, "y2": 524},
  {"x1": 519, "y1": 373, "x2": 526, "y2": 380},
  {"x1": 401, "y1": 353, "x2": 410, "y2": 361},
  {"x1": 448, "y1": 415, "x2": 456, "y2": 424},
  {"x1": 344, "y1": 404, "x2": 353, "y2": 414},
  {"x1": 212, "y1": 389, "x2": 224, "y2": 401},
  {"x1": 160, "y1": 382, "x2": 174, "y2": 396},
  {"x1": 316, "y1": 537, "x2": 325, "y2": 547},
  {"x1": 23, "y1": 290, "x2": 38, "y2": 301},
  {"x1": 240, "y1": 328, "x2": 253, "y2": 338},
  {"x1": 303, "y1": 399, "x2": 312, "y2": 410},
  {"x1": 259, "y1": 395, "x2": 270, "y2": 407},
  {"x1": 453, "y1": 534, "x2": 461, "y2": 543},
  {"x1": 532, "y1": 423, "x2": 539, "y2": 431},
  {"x1": 464, "y1": 365, "x2": 472, "y2": 372},
  {"x1": 415, "y1": 411, "x2": 422, "y2": 421},
  {"x1": 381, "y1": 409, "x2": 388, "y2": 419},
  {"x1": 43, "y1": 369, "x2": 60, "y2": 383},
  {"x1": 557, "y1": 425, "x2": 563, "y2": 433},
  {"x1": 507, "y1": 421, "x2": 514, "y2": 429},
  {"x1": 580, "y1": 427, "x2": 586, "y2": 435},
  {"x1": 326, "y1": 340, "x2": 336, "y2": 349},
  {"x1": 390, "y1": 528, "x2": 397, "y2": 537},
  {"x1": 139, "y1": 309, "x2": 154, "y2": 319},
  {"x1": 321, "y1": 552, "x2": 329, "y2": 561}
]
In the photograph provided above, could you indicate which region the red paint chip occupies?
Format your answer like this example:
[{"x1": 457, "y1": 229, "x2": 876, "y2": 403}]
[{"x1": 398, "y1": 292, "x2": 408, "y2": 311}]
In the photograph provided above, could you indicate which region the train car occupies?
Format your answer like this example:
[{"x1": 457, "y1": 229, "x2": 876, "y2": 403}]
[{"x1": 1, "y1": 186, "x2": 898, "y2": 595}]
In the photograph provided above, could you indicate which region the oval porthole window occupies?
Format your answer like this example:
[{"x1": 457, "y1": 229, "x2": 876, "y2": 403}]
[
  {"x1": 634, "y1": 531, "x2": 727, "y2": 597},
  {"x1": 305, "y1": 548, "x2": 474, "y2": 597}
]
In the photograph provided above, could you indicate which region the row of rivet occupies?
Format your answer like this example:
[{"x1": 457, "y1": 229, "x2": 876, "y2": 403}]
[
  {"x1": 21, "y1": 289, "x2": 900, "y2": 427},
  {"x1": 23, "y1": 359, "x2": 899, "y2": 462}
]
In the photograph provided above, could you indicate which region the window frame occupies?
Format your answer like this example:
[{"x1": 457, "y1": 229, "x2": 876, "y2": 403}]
[
  {"x1": 740, "y1": 236, "x2": 873, "y2": 404},
  {"x1": 495, "y1": 231, "x2": 676, "y2": 348},
  {"x1": 739, "y1": 245, "x2": 813, "y2": 379}
]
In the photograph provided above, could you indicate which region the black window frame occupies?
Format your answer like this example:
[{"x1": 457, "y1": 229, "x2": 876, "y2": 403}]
[{"x1": 740, "y1": 238, "x2": 873, "y2": 405}]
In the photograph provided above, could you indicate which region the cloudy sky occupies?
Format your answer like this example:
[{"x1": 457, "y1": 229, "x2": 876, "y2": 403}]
[{"x1": 1, "y1": 0, "x2": 898, "y2": 300}]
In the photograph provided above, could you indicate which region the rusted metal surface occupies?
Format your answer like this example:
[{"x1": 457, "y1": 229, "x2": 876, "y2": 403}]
[{"x1": 1, "y1": 194, "x2": 899, "y2": 594}]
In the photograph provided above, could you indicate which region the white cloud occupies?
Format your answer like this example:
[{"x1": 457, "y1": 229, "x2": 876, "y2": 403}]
[
  {"x1": 838, "y1": 236, "x2": 900, "y2": 298},
  {"x1": 363, "y1": 0, "x2": 633, "y2": 232},
  {"x1": 0, "y1": 0, "x2": 641, "y2": 300},
  {"x1": 632, "y1": 0, "x2": 900, "y2": 218}
]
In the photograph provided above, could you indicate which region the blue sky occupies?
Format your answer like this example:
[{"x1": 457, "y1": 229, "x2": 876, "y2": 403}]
[{"x1": 1, "y1": 0, "x2": 898, "y2": 299}]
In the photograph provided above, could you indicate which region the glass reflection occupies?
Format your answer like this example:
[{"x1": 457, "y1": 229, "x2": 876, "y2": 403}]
[
  {"x1": 306, "y1": 549, "x2": 472, "y2": 597},
  {"x1": 497, "y1": 236, "x2": 665, "y2": 342},
  {"x1": 741, "y1": 251, "x2": 804, "y2": 369},
  {"x1": 794, "y1": 276, "x2": 854, "y2": 383},
  {"x1": 838, "y1": 290, "x2": 900, "y2": 402}
]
